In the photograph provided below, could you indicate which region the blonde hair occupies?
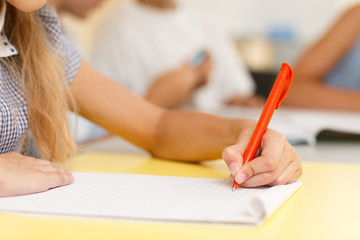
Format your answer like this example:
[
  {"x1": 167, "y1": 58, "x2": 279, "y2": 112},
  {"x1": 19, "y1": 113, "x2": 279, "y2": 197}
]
[{"x1": 0, "y1": 2, "x2": 77, "y2": 162}]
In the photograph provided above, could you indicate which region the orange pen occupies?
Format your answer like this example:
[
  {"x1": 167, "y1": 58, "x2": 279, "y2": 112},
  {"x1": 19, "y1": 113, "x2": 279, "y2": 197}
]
[{"x1": 232, "y1": 63, "x2": 294, "y2": 191}]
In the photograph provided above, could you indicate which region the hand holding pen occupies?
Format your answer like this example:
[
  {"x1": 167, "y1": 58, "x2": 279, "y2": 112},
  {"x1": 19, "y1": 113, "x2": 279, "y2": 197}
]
[{"x1": 222, "y1": 63, "x2": 302, "y2": 189}]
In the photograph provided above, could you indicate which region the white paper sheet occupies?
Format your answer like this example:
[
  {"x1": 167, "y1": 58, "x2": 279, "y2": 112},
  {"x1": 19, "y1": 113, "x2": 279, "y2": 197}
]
[{"x1": 0, "y1": 172, "x2": 301, "y2": 225}]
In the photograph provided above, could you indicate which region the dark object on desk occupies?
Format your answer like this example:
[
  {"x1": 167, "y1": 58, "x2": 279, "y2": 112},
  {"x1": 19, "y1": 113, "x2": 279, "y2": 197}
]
[
  {"x1": 250, "y1": 70, "x2": 277, "y2": 98},
  {"x1": 317, "y1": 130, "x2": 360, "y2": 142}
]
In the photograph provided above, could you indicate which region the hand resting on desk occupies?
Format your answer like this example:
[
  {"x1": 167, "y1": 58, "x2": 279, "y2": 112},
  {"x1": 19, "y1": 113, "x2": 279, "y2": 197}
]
[{"x1": 0, "y1": 152, "x2": 74, "y2": 197}]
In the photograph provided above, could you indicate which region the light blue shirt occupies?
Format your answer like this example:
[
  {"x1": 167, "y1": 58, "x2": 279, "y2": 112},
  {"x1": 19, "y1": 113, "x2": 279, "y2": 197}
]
[{"x1": 325, "y1": 35, "x2": 360, "y2": 88}]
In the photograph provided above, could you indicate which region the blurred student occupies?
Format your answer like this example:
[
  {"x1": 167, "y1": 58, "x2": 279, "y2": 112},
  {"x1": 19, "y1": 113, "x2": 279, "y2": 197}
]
[
  {"x1": 48, "y1": 0, "x2": 105, "y2": 19},
  {"x1": 0, "y1": 1, "x2": 301, "y2": 197},
  {"x1": 91, "y1": 0, "x2": 264, "y2": 110},
  {"x1": 285, "y1": 5, "x2": 360, "y2": 112}
]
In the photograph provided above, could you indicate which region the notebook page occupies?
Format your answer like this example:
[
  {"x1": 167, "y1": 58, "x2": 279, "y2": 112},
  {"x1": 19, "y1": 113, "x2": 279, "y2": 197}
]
[
  {"x1": 249, "y1": 181, "x2": 302, "y2": 224},
  {"x1": 0, "y1": 172, "x2": 301, "y2": 225}
]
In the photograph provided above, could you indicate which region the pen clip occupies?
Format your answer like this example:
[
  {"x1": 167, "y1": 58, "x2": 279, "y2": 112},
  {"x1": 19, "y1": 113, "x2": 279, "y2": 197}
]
[{"x1": 275, "y1": 63, "x2": 294, "y2": 109}]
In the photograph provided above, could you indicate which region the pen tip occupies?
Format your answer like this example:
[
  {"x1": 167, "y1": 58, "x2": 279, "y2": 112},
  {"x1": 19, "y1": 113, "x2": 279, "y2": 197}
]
[{"x1": 232, "y1": 186, "x2": 236, "y2": 192}]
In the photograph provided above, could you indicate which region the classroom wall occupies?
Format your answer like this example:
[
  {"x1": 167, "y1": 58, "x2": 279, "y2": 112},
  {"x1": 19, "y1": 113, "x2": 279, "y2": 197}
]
[
  {"x1": 181, "y1": 0, "x2": 357, "y2": 43},
  {"x1": 61, "y1": 0, "x2": 360, "y2": 68},
  {"x1": 180, "y1": 0, "x2": 360, "y2": 69}
]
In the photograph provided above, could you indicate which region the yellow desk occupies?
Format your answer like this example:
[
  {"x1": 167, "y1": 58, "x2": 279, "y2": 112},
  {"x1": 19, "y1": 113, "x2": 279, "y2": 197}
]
[{"x1": 1, "y1": 152, "x2": 359, "y2": 240}]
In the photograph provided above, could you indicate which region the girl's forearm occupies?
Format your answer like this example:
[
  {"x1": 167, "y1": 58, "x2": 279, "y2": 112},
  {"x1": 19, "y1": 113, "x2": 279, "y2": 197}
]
[{"x1": 149, "y1": 110, "x2": 255, "y2": 161}]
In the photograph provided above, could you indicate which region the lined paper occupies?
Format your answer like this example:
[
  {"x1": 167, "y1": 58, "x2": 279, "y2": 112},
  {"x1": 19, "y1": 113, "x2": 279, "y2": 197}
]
[{"x1": 0, "y1": 172, "x2": 301, "y2": 225}]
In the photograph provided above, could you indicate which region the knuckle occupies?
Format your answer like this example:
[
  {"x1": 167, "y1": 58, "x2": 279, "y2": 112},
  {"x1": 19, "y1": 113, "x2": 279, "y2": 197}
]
[
  {"x1": 221, "y1": 147, "x2": 232, "y2": 161},
  {"x1": 289, "y1": 145, "x2": 298, "y2": 158},
  {"x1": 264, "y1": 157, "x2": 277, "y2": 170},
  {"x1": 247, "y1": 161, "x2": 257, "y2": 176},
  {"x1": 222, "y1": 146, "x2": 239, "y2": 164},
  {"x1": 273, "y1": 176, "x2": 287, "y2": 186},
  {"x1": 59, "y1": 173, "x2": 67, "y2": 184},
  {"x1": 269, "y1": 130, "x2": 286, "y2": 143},
  {"x1": 277, "y1": 133, "x2": 287, "y2": 145},
  {"x1": 53, "y1": 172, "x2": 66, "y2": 185},
  {"x1": 262, "y1": 172, "x2": 275, "y2": 183},
  {"x1": 55, "y1": 166, "x2": 63, "y2": 174},
  {"x1": 280, "y1": 132, "x2": 287, "y2": 142}
]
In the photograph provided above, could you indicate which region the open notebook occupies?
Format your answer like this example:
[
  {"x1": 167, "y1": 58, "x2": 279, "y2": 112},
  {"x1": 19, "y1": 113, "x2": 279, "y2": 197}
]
[
  {"x1": 0, "y1": 172, "x2": 301, "y2": 225},
  {"x1": 209, "y1": 107, "x2": 360, "y2": 145}
]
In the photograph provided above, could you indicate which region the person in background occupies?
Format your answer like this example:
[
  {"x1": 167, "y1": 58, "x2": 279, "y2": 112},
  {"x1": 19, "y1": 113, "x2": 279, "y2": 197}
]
[
  {"x1": 285, "y1": 5, "x2": 360, "y2": 112},
  {"x1": 91, "y1": 0, "x2": 264, "y2": 110},
  {"x1": 0, "y1": 1, "x2": 301, "y2": 197},
  {"x1": 48, "y1": 0, "x2": 105, "y2": 19}
]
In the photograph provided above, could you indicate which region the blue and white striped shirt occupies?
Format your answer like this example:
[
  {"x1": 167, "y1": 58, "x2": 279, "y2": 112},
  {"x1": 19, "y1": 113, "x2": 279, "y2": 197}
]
[{"x1": 0, "y1": 4, "x2": 81, "y2": 154}]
